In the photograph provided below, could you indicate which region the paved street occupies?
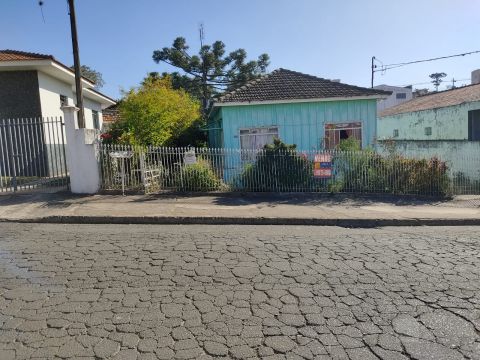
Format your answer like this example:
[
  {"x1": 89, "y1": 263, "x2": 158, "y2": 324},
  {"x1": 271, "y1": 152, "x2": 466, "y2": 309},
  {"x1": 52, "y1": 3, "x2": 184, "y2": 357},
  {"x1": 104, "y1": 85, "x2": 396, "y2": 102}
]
[{"x1": 0, "y1": 224, "x2": 479, "y2": 360}]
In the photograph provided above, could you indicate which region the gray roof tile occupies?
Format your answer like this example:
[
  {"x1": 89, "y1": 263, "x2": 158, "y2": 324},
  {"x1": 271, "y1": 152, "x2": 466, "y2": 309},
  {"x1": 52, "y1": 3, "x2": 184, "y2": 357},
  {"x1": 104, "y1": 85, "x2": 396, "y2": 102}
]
[{"x1": 216, "y1": 68, "x2": 390, "y2": 103}]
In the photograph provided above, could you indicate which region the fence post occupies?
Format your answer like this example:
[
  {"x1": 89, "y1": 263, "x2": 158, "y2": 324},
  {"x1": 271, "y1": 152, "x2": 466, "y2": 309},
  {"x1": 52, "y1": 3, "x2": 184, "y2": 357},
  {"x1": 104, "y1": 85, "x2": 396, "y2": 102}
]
[{"x1": 62, "y1": 105, "x2": 101, "y2": 194}]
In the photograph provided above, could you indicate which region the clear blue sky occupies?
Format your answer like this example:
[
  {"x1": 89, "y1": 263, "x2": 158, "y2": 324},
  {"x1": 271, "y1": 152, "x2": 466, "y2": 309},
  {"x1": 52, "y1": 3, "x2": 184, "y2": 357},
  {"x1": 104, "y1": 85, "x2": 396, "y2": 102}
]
[{"x1": 2, "y1": 0, "x2": 479, "y2": 99}]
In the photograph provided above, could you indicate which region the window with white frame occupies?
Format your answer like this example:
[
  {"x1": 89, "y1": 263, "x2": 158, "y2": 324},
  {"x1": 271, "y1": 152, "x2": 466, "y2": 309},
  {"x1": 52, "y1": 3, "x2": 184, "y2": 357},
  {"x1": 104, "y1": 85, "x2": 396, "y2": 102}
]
[{"x1": 239, "y1": 126, "x2": 278, "y2": 160}]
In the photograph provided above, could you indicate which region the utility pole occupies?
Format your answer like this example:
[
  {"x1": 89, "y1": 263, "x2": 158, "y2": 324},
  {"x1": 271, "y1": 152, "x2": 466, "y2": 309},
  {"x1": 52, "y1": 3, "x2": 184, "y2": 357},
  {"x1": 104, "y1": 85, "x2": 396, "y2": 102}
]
[
  {"x1": 451, "y1": 78, "x2": 457, "y2": 89},
  {"x1": 68, "y1": 0, "x2": 85, "y2": 128},
  {"x1": 371, "y1": 56, "x2": 376, "y2": 88}
]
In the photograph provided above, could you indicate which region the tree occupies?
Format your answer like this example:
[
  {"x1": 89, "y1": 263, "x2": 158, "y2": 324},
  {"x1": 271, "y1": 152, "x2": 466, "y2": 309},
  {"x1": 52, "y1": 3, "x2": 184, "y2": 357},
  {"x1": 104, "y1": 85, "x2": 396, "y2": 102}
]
[
  {"x1": 152, "y1": 37, "x2": 270, "y2": 117},
  {"x1": 142, "y1": 71, "x2": 203, "y2": 100},
  {"x1": 429, "y1": 72, "x2": 447, "y2": 91},
  {"x1": 413, "y1": 88, "x2": 429, "y2": 97},
  {"x1": 71, "y1": 65, "x2": 105, "y2": 89},
  {"x1": 109, "y1": 76, "x2": 201, "y2": 146}
]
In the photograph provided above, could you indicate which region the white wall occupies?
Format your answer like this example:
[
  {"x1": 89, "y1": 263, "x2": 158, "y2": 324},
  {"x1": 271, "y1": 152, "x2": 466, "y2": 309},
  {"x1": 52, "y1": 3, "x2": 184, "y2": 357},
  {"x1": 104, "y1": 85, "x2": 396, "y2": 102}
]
[
  {"x1": 83, "y1": 97, "x2": 103, "y2": 130},
  {"x1": 37, "y1": 71, "x2": 104, "y2": 129},
  {"x1": 378, "y1": 140, "x2": 480, "y2": 181},
  {"x1": 374, "y1": 85, "x2": 413, "y2": 114},
  {"x1": 63, "y1": 107, "x2": 101, "y2": 194},
  {"x1": 378, "y1": 101, "x2": 480, "y2": 141},
  {"x1": 37, "y1": 71, "x2": 73, "y2": 119}
]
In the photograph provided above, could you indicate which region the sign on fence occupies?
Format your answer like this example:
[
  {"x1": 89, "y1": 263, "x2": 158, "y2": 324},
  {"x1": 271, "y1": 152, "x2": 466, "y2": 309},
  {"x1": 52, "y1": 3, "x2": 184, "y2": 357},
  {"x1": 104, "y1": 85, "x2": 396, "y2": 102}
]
[
  {"x1": 109, "y1": 151, "x2": 134, "y2": 196},
  {"x1": 184, "y1": 150, "x2": 197, "y2": 165},
  {"x1": 313, "y1": 153, "x2": 332, "y2": 178},
  {"x1": 109, "y1": 151, "x2": 134, "y2": 159}
]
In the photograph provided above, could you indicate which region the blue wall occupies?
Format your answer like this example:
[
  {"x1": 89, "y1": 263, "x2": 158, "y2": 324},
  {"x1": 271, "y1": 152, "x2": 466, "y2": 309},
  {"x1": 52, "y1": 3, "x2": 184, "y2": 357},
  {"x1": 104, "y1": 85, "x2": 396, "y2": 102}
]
[{"x1": 210, "y1": 99, "x2": 378, "y2": 150}]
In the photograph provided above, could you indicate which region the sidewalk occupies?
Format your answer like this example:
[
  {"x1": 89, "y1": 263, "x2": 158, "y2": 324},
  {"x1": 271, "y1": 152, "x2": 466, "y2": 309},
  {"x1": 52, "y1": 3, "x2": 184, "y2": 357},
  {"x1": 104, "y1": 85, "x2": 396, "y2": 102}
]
[{"x1": 1, "y1": 191, "x2": 480, "y2": 227}]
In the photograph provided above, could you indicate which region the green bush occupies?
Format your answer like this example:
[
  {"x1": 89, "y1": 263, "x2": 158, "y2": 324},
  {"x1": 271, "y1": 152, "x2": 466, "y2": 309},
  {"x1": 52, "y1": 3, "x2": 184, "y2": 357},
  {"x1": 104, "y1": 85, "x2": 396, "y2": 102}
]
[
  {"x1": 333, "y1": 151, "x2": 451, "y2": 196},
  {"x1": 337, "y1": 138, "x2": 361, "y2": 151},
  {"x1": 175, "y1": 159, "x2": 222, "y2": 191},
  {"x1": 240, "y1": 138, "x2": 313, "y2": 191}
]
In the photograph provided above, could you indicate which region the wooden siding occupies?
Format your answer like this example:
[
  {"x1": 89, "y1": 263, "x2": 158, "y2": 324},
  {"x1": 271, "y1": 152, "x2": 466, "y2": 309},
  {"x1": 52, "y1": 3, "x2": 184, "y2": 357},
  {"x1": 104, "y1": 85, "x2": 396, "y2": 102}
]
[
  {"x1": 216, "y1": 99, "x2": 377, "y2": 150},
  {"x1": 208, "y1": 109, "x2": 223, "y2": 148}
]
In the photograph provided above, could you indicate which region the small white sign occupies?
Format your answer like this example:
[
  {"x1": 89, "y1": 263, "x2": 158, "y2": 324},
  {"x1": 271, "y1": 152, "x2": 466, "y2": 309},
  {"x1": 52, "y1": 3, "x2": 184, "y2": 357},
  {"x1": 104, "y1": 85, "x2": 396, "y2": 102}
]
[
  {"x1": 83, "y1": 129, "x2": 98, "y2": 144},
  {"x1": 109, "y1": 151, "x2": 134, "y2": 159},
  {"x1": 184, "y1": 150, "x2": 197, "y2": 165}
]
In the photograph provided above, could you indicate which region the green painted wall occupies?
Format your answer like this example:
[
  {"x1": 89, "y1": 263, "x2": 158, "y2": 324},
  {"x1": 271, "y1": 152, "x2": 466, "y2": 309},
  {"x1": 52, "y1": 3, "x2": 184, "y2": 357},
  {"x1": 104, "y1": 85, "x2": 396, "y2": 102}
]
[
  {"x1": 207, "y1": 109, "x2": 223, "y2": 148},
  {"x1": 378, "y1": 101, "x2": 480, "y2": 140},
  {"x1": 210, "y1": 99, "x2": 378, "y2": 150}
]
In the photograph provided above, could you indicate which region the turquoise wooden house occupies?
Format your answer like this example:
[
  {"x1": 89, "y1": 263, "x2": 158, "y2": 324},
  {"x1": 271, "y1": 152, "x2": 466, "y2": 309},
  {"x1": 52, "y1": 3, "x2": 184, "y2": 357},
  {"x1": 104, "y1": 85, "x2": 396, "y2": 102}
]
[{"x1": 208, "y1": 69, "x2": 390, "y2": 151}]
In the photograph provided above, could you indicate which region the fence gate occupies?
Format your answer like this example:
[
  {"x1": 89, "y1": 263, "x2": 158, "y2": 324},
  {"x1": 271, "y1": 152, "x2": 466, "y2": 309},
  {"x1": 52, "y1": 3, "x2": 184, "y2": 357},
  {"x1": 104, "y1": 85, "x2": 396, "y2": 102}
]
[{"x1": 0, "y1": 117, "x2": 69, "y2": 193}]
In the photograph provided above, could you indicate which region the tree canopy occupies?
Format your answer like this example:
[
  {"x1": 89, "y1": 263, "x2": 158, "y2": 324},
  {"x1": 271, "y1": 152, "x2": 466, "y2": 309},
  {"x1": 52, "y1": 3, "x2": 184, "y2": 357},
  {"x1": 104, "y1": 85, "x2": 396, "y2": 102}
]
[
  {"x1": 152, "y1": 37, "x2": 270, "y2": 117},
  {"x1": 429, "y1": 72, "x2": 447, "y2": 91},
  {"x1": 108, "y1": 75, "x2": 201, "y2": 146},
  {"x1": 71, "y1": 65, "x2": 105, "y2": 89}
]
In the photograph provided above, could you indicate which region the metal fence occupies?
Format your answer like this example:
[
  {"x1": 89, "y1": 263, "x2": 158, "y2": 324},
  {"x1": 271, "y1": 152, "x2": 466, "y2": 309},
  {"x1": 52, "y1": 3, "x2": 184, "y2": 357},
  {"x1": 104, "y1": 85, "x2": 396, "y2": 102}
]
[
  {"x1": 0, "y1": 117, "x2": 68, "y2": 193},
  {"x1": 98, "y1": 144, "x2": 480, "y2": 196}
]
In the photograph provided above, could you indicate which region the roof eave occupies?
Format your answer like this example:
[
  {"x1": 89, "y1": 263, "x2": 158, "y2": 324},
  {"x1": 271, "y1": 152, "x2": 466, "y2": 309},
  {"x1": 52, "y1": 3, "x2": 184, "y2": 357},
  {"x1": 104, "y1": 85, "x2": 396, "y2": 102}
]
[
  {"x1": 83, "y1": 88, "x2": 116, "y2": 107},
  {"x1": 0, "y1": 59, "x2": 96, "y2": 87},
  {"x1": 213, "y1": 94, "x2": 389, "y2": 107},
  {"x1": 0, "y1": 59, "x2": 114, "y2": 106}
]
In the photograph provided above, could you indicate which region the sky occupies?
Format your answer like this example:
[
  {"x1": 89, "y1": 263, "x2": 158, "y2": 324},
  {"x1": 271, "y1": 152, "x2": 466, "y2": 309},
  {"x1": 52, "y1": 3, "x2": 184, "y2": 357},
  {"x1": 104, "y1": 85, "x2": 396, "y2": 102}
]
[{"x1": 2, "y1": 0, "x2": 480, "y2": 99}]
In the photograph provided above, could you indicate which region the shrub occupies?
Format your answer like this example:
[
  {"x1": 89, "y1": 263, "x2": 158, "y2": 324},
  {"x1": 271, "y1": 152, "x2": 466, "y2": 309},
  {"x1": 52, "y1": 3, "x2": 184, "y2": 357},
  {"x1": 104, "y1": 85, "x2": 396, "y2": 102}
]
[
  {"x1": 240, "y1": 138, "x2": 313, "y2": 191},
  {"x1": 333, "y1": 151, "x2": 451, "y2": 196},
  {"x1": 337, "y1": 138, "x2": 361, "y2": 151},
  {"x1": 175, "y1": 159, "x2": 222, "y2": 191}
]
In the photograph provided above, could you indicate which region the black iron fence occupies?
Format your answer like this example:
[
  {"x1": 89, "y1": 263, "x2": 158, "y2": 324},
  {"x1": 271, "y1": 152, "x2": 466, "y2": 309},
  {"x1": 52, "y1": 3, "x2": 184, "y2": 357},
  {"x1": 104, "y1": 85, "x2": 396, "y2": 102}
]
[
  {"x1": 0, "y1": 117, "x2": 68, "y2": 193},
  {"x1": 98, "y1": 144, "x2": 479, "y2": 196}
]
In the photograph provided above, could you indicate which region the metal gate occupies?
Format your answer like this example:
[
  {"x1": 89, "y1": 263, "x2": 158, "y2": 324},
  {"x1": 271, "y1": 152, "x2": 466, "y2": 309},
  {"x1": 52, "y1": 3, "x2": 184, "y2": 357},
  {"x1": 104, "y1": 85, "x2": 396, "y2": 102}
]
[{"x1": 0, "y1": 117, "x2": 69, "y2": 193}]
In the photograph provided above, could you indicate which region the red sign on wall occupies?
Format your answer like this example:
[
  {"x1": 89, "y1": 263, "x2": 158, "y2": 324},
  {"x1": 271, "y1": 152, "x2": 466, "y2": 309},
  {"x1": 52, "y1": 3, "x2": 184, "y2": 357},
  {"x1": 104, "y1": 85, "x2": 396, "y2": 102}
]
[{"x1": 313, "y1": 154, "x2": 332, "y2": 178}]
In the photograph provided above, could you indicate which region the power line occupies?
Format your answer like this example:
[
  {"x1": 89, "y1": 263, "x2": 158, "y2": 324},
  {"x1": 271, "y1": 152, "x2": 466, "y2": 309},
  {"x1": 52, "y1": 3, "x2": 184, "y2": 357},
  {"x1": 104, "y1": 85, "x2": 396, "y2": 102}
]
[
  {"x1": 371, "y1": 50, "x2": 480, "y2": 87},
  {"x1": 38, "y1": 0, "x2": 46, "y2": 23},
  {"x1": 397, "y1": 78, "x2": 470, "y2": 87},
  {"x1": 374, "y1": 50, "x2": 480, "y2": 73}
]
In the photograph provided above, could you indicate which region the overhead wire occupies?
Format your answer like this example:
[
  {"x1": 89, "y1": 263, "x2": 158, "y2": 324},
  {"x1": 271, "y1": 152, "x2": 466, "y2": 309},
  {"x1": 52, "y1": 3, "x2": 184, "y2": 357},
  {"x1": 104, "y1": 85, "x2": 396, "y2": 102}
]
[
  {"x1": 38, "y1": 0, "x2": 46, "y2": 23},
  {"x1": 396, "y1": 78, "x2": 470, "y2": 87},
  {"x1": 374, "y1": 50, "x2": 480, "y2": 73}
]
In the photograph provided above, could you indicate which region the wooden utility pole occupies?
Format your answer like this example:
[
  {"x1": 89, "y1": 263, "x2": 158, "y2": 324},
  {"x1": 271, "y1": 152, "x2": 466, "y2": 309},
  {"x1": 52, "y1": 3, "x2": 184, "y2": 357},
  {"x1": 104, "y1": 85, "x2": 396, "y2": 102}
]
[{"x1": 68, "y1": 0, "x2": 85, "y2": 128}]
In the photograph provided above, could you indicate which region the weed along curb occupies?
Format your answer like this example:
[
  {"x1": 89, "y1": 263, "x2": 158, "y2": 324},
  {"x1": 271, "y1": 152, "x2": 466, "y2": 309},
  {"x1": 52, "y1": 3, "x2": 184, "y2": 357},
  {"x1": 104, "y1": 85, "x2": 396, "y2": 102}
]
[{"x1": 3, "y1": 216, "x2": 480, "y2": 228}]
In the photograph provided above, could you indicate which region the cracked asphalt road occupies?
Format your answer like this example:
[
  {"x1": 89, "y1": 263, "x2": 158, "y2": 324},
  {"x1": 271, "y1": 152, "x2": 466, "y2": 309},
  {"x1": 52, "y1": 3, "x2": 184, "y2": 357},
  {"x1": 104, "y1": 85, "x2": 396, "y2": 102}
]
[{"x1": 0, "y1": 224, "x2": 479, "y2": 359}]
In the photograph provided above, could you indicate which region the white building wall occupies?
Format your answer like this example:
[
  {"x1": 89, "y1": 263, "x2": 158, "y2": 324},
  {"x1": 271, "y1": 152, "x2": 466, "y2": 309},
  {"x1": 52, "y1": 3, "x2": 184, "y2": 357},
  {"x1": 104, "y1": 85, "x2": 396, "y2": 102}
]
[
  {"x1": 37, "y1": 71, "x2": 104, "y2": 129},
  {"x1": 378, "y1": 101, "x2": 480, "y2": 141},
  {"x1": 377, "y1": 102, "x2": 480, "y2": 182},
  {"x1": 83, "y1": 97, "x2": 104, "y2": 130},
  {"x1": 374, "y1": 85, "x2": 413, "y2": 114},
  {"x1": 37, "y1": 71, "x2": 74, "y2": 119},
  {"x1": 377, "y1": 140, "x2": 480, "y2": 181}
]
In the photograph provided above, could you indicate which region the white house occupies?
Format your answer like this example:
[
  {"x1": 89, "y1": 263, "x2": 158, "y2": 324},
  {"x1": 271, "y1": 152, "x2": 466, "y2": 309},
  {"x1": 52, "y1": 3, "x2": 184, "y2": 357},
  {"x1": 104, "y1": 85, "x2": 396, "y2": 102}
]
[
  {"x1": 0, "y1": 49, "x2": 116, "y2": 127},
  {"x1": 0, "y1": 50, "x2": 116, "y2": 179},
  {"x1": 373, "y1": 84, "x2": 413, "y2": 114}
]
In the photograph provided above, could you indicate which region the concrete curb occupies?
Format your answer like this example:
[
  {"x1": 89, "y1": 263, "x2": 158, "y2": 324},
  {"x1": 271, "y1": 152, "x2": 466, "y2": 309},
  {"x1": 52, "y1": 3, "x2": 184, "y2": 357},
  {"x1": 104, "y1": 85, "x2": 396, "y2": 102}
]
[{"x1": 2, "y1": 216, "x2": 480, "y2": 228}]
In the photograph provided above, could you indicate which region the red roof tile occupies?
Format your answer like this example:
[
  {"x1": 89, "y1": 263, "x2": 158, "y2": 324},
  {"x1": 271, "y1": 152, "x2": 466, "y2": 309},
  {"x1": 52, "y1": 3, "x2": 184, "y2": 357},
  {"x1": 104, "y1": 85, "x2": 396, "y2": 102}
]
[{"x1": 0, "y1": 50, "x2": 54, "y2": 61}]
